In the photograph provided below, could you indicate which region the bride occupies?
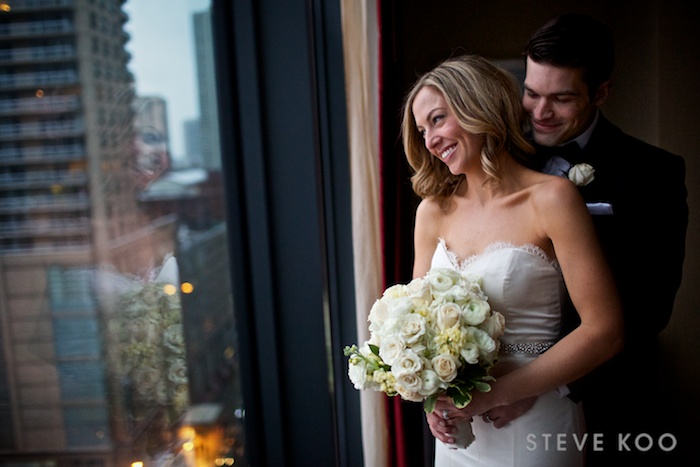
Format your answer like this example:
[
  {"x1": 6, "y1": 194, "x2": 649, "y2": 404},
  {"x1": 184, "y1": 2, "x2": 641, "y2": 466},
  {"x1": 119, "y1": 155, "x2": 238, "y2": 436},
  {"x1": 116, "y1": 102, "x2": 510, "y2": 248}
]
[{"x1": 401, "y1": 55, "x2": 623, "y2": 466}]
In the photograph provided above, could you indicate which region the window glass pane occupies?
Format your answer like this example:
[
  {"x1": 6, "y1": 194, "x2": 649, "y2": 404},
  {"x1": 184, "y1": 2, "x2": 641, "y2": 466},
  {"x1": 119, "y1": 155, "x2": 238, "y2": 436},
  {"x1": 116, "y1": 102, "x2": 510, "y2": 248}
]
[{"x1": 0, "y1": 1, "x2": 246, "y2": 466}]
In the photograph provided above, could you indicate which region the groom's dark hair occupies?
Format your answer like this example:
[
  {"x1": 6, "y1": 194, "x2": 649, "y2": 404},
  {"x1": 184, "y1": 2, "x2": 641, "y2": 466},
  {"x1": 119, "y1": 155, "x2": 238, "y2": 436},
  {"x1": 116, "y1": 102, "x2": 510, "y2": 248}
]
[{"x1": 524, "y1": 13, "x2": 615, "y2": 99}]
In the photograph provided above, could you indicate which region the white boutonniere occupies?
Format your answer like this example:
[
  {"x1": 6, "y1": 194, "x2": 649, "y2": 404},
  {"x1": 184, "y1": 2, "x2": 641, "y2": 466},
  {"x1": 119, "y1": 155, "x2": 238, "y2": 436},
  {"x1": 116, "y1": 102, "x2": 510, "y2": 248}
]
[
  {"x1": 542, "y1": 156, "x2": 595, "y2": 187},
  {"x1": 567, "y1": 163, "x2": 595, "y2": 187}
]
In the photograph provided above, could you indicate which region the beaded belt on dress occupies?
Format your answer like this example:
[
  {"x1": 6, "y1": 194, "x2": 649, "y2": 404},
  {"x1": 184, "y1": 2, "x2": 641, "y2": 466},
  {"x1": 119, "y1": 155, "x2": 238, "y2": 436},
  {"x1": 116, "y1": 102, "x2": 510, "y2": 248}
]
[{"x1": 500, "y1": 341, "x2": 556, "y2": 355}]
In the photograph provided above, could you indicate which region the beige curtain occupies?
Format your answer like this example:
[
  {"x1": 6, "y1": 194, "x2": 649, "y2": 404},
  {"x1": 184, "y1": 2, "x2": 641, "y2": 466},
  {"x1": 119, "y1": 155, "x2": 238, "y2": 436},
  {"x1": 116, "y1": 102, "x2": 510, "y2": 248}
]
[{"x1": 340, "y1": 1, "x2": 388, "y2": 466}]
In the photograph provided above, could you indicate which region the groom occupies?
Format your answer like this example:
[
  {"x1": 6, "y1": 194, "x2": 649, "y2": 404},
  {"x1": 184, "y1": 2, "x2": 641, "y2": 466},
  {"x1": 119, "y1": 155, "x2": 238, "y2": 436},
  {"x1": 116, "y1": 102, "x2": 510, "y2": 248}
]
[{"x1": 489, "y1": 13, "x2": 688, "y2": 464}]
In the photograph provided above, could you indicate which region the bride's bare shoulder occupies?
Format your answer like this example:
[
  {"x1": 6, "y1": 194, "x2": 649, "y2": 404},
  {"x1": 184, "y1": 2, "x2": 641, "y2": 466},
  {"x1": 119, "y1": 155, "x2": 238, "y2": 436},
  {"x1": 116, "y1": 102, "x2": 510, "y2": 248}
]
[
  {"x1": 416, "y1": 196, "x2": 448, "y2": 219},
  {"x1": 414, "y1": 196, "x2": 449, "y2": 240},
  {"x1": 531, "y1": 172, "x2": 585, "y2": 214}
]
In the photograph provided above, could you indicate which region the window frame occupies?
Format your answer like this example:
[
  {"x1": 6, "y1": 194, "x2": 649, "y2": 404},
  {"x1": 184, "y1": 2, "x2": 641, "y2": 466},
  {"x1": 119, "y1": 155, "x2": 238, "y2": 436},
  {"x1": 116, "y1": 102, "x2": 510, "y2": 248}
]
[{"x1": 211, "y1": 1, "x2": 362, "y2": 465}]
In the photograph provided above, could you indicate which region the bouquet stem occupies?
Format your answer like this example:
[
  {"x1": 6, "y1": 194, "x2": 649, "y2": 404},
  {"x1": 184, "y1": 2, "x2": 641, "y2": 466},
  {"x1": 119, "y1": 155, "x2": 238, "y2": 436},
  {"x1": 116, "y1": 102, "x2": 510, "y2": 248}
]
[{"x1": 447, "y1": 418, "x2": 475, "y2": 449}]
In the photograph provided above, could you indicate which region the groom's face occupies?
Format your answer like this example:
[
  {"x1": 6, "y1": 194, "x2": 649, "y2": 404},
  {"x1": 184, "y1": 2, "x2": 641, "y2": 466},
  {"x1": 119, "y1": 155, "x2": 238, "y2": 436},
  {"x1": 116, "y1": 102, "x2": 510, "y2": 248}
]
[{"x1": 522, "y1": 58, "x2": 598, "y2": 147}]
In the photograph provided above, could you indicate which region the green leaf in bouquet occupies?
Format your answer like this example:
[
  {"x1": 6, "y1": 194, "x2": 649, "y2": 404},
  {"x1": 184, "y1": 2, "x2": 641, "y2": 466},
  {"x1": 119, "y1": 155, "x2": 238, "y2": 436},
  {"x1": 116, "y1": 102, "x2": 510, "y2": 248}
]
[
  {"x1": 368, "y1": 343, "x2": 381, "y2": 356},
  {"x1": 473, "y1": 380, "x2": 492, "y2": 393},
  {"x1": 423, "y1": 395, "x2": 438, "y2": 414},
  {"x1": 451, "y1": 389, "x2": 472, "y2": 408}
]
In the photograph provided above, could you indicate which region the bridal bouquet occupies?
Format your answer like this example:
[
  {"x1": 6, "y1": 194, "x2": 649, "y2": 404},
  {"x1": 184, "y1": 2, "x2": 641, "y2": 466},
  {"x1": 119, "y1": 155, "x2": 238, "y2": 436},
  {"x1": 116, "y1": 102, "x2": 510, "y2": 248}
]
[{"x1": 344, "y1": 268, "x2": 505, "y2": 447}]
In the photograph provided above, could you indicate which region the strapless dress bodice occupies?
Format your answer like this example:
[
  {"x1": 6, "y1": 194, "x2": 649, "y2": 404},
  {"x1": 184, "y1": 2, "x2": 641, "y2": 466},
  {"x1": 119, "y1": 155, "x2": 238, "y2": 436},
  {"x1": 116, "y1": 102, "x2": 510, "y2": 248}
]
[{"x1": 431, "y1": 238, "x2": 566, "y2": 347}]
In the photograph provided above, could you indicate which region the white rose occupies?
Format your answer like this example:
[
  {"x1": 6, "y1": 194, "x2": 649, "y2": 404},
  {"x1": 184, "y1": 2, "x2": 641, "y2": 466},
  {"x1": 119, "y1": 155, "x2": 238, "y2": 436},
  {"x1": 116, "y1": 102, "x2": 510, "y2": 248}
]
[
  {"x1": 128, "y1": 317, "x2": 159, "y2": 345},
  {"x1": 383, "y1": 283, "x2": 408, "y2": 299},
  {"x1": 378, "y1": 334, "x2": 405, "y2": 366},
  {"x1": 398, "y1": 313, "x2": 426, "y2": 344},
  {"x1": 394, "y1": 379, "x2": 424, "y2": 402},
  {"x1": 462, "y1": 299, "x2": 490, "y2": 326},
  {"x1": 479, "y1": 311, "x2": 506, "y2": 339},
  {"x1": 369, "y1": 296, "x2": 412, "y2": 335},
  {"x1": 395, "y1": 371, "x2": 423, "y2": 393},
  {"x1": 432, "y1": 353, "x2": 460, "y2": 382},
  {"x1": 392, "y1": 350, "x2": 423, "y2": 376},
  {"x1": 437, "y1": 302, "x2": 461, "y2": 330},
  {"x1": 405, "y1": 277, "x2": 431, "y2": 305},
  {"x1": 368, "y1": 298, "x2": 391, "y2": 330},
  {"x1": 133, "y1": 365, "x2": 160, "y2": 395},
  {"x1": 568, "y1": 163, "x2": 595, "y2": 186}
]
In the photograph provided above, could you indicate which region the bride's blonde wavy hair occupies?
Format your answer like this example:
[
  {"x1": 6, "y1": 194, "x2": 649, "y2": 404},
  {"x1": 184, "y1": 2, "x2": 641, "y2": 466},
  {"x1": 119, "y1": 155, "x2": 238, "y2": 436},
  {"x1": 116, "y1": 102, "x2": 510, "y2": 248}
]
[{"x1": 401, "y1": 55, "x2": 535, "y2": 201}]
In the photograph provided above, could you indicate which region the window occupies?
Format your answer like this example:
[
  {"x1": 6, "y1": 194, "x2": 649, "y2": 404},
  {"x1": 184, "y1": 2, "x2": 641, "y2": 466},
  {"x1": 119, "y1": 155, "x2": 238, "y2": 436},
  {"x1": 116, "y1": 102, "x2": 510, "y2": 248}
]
[{"x1": 0, "y1": 1, "x2": 245, "y2": 466}]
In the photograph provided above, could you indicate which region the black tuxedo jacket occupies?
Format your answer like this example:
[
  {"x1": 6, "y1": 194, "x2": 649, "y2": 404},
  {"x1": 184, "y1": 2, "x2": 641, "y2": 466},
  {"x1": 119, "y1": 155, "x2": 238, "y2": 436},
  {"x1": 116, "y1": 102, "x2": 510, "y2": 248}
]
[
  {"x1": 535, "y1": 115, "x2": 688, "y2": 457},
  {"x1": 561, "y1": 115, "x2": 689, "y2": 347}
]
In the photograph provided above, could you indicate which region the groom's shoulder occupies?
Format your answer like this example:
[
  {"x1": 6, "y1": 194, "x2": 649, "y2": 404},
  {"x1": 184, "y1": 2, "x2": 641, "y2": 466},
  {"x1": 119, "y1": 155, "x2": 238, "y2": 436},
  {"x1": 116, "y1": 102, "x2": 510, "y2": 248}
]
[{"x1": 592, "y1": 116, "x2": 684, "y2": 167}]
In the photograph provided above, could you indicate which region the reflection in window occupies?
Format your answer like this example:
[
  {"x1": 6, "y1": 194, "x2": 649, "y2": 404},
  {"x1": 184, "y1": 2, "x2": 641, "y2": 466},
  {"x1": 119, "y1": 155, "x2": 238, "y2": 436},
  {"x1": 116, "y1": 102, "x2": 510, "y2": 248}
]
[{"x1": 0, "y1": 1, "x2": 245, "y2": 466}]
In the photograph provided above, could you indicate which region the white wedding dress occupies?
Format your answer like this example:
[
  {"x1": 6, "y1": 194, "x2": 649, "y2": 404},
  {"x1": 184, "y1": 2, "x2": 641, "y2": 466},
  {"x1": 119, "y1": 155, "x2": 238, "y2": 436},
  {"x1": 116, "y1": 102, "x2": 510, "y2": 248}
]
[{"x1": 432, "y1": 238, "x2": 585, "y2": 467}]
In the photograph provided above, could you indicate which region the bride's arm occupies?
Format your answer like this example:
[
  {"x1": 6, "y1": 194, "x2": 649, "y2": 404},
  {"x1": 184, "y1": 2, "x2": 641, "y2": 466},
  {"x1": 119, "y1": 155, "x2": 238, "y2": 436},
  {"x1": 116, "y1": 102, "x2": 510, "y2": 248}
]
[
  {"x1": 456, "y1": 176, "x2": 624, "y2": 418},
  {"x1": 412, "y1": 197, "x2": 441, "y2": 279}
]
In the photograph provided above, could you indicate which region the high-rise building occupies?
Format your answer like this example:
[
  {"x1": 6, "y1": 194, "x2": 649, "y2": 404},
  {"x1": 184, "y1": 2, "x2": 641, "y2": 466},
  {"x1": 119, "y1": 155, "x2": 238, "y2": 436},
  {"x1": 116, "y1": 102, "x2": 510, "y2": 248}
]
[
  {"x1": 183, "y1": 118, "x2": 202, "y2": 167},
  {"x1": 192, "y1": 10, "x2": 220, "y2": 171},
  {"x1": 0, "y1": 2, "x2": 177, "y2": 465}
]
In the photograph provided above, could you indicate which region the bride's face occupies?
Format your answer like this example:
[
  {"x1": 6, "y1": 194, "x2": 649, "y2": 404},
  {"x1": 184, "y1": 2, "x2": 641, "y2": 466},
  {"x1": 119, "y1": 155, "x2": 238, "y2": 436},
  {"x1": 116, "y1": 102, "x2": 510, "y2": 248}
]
[{"x1": 412, "y1": 86, "x2": 484, "y2": 175}]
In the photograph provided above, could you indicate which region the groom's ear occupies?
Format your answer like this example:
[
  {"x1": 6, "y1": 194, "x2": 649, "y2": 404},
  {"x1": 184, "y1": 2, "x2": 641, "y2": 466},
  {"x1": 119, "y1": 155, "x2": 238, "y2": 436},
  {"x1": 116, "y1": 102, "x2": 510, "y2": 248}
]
[{"x1": 593, "y1": 80, "x2": 613, "y2": 107}]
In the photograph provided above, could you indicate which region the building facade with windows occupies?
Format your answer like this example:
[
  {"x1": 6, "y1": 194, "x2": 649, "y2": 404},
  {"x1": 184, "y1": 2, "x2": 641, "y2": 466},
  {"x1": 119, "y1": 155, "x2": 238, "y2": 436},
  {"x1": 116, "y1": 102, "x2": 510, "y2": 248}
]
[{"x1": 0, "y1": 1, "x2": 178, "y2": 465}]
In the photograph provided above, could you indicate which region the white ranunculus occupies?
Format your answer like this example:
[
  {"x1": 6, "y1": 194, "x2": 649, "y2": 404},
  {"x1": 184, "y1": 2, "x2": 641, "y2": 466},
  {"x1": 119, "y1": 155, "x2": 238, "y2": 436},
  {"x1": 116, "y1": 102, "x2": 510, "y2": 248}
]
[
  {"x1": 392, "y1": 349, "x2": 423, "y2": 376},
  {"x1": 419, "y1": 369, "x2": 442, "y2": 395},
  {"x1": 437, "y1": 302, "x2": 461, "y2": 330},
  {"x1": 460, "y1": 341, "x2": 480, "y2": 365},
  {"x1": 426, "y1": 268, "x2": 458, "y2": 292},
  {"x1": 432, "y1": 353, "x2": 460, "y2": 382},
  {"x1": 471, "y1": 328, "x2": 497, "y2": 361},
  {"x1": 568, "y1": 163, "x2": 595, "y2": 186},
  {"x1": 167, "y1": 357, "x2": 189, "y2": 385},
  {"x1": 462, "y1": 299, "x2": 490, "y2": 326},
  {"x1": 163, "y1": 323, "x2": 186, "y2": 355},
  {"x1": 448, "y1": 284, "x2": 471, "y2": 302},
  {"x1": 348, "y1": 359, "x2": 370, "y2": 390}
]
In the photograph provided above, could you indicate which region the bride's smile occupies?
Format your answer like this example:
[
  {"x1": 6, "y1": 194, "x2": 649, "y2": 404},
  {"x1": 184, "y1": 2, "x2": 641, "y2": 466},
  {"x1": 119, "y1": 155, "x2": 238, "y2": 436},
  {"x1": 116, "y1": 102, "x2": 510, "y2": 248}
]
[{"x1": 412, "y1": 85, "x2": 484, "y2": 175}]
